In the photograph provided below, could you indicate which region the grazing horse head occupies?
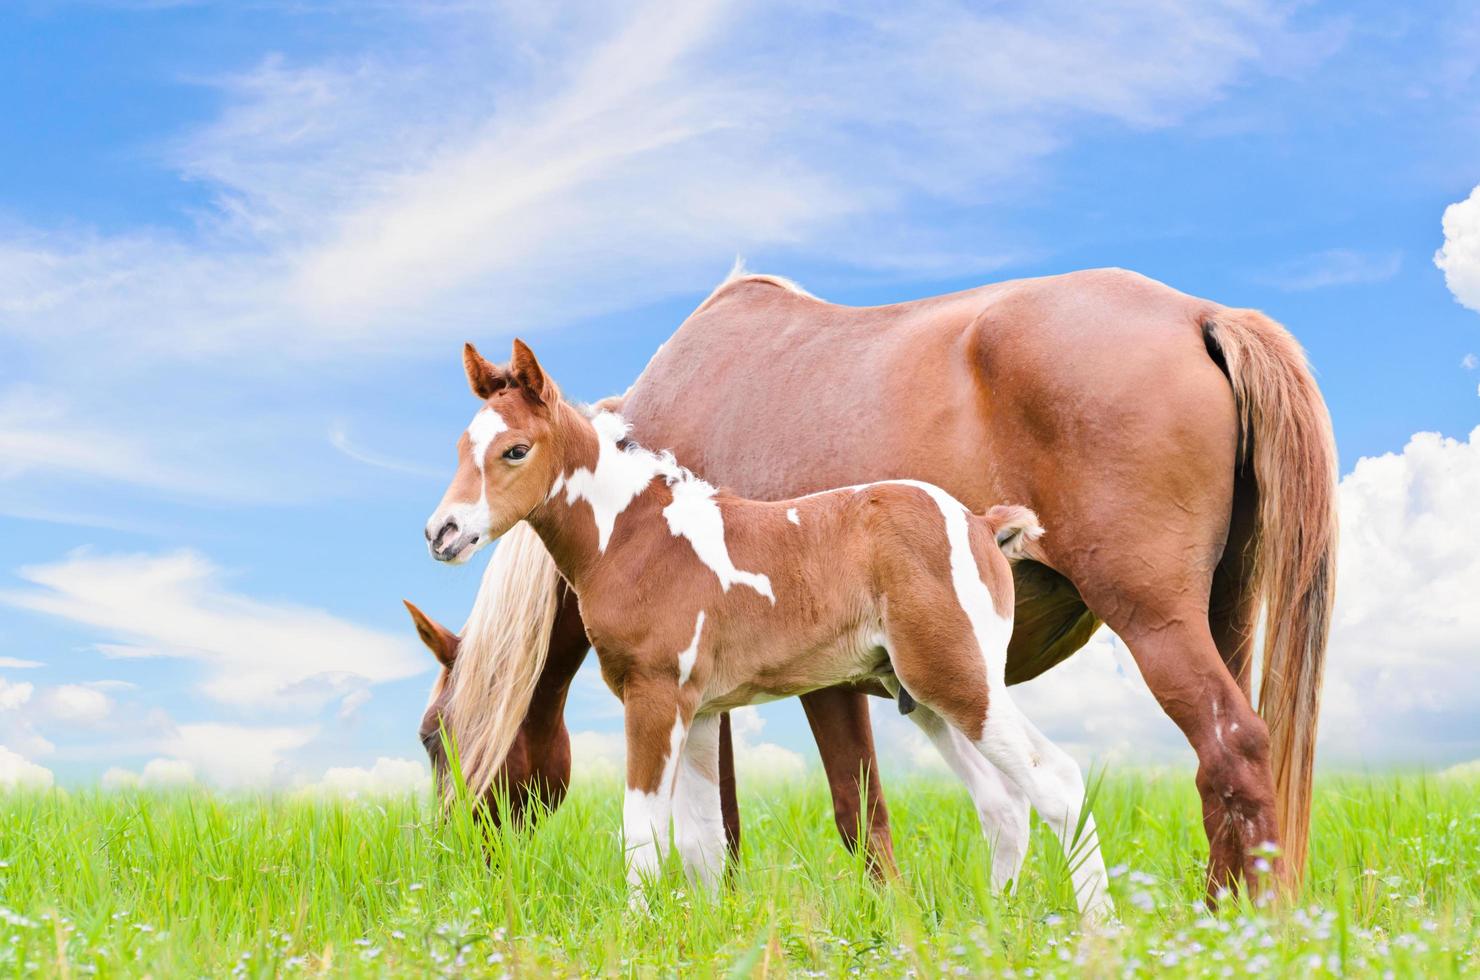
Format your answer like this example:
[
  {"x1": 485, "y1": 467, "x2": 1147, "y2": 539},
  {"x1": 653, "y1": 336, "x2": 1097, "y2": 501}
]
[
  {"x1": 403, "y1": 599, "x2": 459, "y2": 785},
  {"x1": 424, "y1": 340, "x2": 564, "y2": 564}
]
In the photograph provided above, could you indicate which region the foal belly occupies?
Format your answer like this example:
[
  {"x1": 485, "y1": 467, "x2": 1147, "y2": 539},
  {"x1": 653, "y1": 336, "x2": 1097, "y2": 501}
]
[{"x1": 698, "y1": 625, "x2": 889, "y2": 713}]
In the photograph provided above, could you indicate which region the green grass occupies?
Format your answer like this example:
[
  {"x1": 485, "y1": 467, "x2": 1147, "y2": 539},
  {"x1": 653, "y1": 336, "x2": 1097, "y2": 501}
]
[{"x1": 1, "y1": 773, "x2": 1476, "y2": 977}]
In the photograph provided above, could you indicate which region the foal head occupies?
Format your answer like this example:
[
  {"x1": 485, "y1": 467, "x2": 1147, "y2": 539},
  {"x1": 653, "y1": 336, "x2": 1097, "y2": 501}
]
[{"x1": 424, "y1": 340, "x2": 564, "y2": 563}]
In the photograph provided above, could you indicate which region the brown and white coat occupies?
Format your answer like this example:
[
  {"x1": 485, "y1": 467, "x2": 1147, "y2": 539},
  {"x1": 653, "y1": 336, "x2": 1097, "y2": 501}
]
[{"x1": 424, "y1": 340, "x2": 1112, "y2": 917}]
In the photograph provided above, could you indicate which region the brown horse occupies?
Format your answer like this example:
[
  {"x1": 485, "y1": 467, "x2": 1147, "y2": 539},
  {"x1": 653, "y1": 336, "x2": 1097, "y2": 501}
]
[
  {"x1": 426, "y1": 266, "x2": 1337, "y2": 899},
  {"x1": 422, "y1": 339, "x2": 1114, "y2": 915}
]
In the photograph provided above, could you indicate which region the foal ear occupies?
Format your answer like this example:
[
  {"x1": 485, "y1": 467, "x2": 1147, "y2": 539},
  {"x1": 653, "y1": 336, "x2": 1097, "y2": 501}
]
[
  {"x1": 509, "y1": 338, "x2": 556, "y2": 405},
  {"x1": 403, "y1": 599, "x2": 459, "y2": 668},
  {"x1": 463, "y1": 343, "x2": 506, "y2": 400}
]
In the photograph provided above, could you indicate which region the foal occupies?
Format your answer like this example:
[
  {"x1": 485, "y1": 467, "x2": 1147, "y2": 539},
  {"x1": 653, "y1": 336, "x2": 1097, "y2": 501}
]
[{"x1": 424, "y1": 340, "x2": 1113, "y2": 918}]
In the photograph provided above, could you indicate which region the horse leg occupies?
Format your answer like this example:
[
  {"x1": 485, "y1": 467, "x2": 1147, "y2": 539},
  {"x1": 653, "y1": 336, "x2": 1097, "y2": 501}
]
[
  {"x1": 899, "y1": 700, "x2": 1030, "y2": 891},
  {"x1": 718, "y1": 712, "x2": 741, "y2": 861},
  {"x1": 800, "y1": 686, "x2": 897, "y2": 879},
  {"x1": 1109, "y1": 612, "x2": 1279, "y2": 900},
  {"x1": 621, "y1": 674, "x2": 691, "y2": 903},
  {"x1": 672, "y1": 713, "x2": 726, "y2": 891}
]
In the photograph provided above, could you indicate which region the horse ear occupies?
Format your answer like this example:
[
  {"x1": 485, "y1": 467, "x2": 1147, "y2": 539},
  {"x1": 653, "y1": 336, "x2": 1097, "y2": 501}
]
[
  {"x1": 403, "y1": 599, "x2": 459, "y2": 668},
  {"x1": 464, "y1": 343, "x2": 506, "y2": 400},
  {"x1": 509, "y1": 338, "x2": 556, "y2": 405}
]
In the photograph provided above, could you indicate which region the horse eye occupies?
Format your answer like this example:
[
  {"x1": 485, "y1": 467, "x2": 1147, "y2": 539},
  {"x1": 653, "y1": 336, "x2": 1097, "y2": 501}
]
[{"x1": 503, "y1": 445, "x2": 529, "y2": 461}]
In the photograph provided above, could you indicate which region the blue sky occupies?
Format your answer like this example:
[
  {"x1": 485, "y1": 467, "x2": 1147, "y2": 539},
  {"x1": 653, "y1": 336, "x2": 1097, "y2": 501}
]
[{"x1": 2, "y1": 0, "x2": 1479, "y2": 790}]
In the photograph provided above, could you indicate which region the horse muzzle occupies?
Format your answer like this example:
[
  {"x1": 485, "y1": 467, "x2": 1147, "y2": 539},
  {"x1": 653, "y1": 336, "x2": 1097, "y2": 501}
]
[{"x1": 425, "y1": 516, "x2": 481, "y2": 563}]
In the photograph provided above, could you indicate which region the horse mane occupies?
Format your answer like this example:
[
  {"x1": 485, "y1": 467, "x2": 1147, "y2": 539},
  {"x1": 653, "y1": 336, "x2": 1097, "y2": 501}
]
[
  {"x1": 693, "y1": 257, "x2": 819, "y2": 315},
  {"x1": 442, "y1": 521, "x2": 562, "y2": 807}
]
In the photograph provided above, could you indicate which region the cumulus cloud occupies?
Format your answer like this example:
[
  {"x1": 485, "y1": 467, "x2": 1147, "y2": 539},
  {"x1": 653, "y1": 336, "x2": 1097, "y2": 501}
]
[
  {"x1": 0, "y1": 679, "x2": 35, "y2": 711},
  {"x1": 1320, "y1": 426, "x2": 1480, "y2": 763},
  {"x1": 1436, "y1": 185, "x2": 1480, "y2": 312},
  {"x1": 0, "y1": 746, "x2": 54, "y2": 789},
  {"x1": 0, "y1": 658, "x2": 43, "y2": 669},
  {"x1": 156, "y1": 723, "x2": 317, "y2": 789},
  {"x1": 299, "y1": 757, "x2": 429, "y2": 798},
  {"x1": 43, "y1": 685, "x2": 114, "y2": 725},
  {"x1": 728, "y1": 707, "x2": 807, "y2": 781},
  {"x1": 568, "y1": 707, "x2": 805, "y2": 782},
  {"x1": 103, "y1": 757, "x2": 196, "y2": 790},
  {"x1": 0, "y1": 549, "x2": 425, "y2": 710}
]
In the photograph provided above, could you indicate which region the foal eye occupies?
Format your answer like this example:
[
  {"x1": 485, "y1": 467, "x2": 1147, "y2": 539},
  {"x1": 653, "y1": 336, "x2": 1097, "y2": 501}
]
[{"x1": 503, "y1": 445, "x2": 529, "y2": 461}]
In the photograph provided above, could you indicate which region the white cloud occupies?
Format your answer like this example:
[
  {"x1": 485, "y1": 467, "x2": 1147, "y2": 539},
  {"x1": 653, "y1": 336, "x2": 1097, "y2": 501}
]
[
  {"x1": 1258, "y1": 248, "x2": 1403, "y2": 291},
  {"x1": 42, "y1": 685, "x2": 113, "y2": 725},
  {"x1": 1462, "y1": 353, "x2": 1478, "y2": 370},
  {"x1": 1436, "y1": 185, "x2": 1480, "y2": 313},
  {"x1": 0, "y1": 679, "x2": 35, "y2": 711},
  {"x1": 159, "y1": 723, "x2": 317, "y2": 789},
  {"x1": 0, "y1": 1, "x2": 1314, "y2": 362},
  {"x1": 0, "y1": 658, "x2": 43, "y2": 670},
  {"x1": 0, "y1": 746, "x2": 53, "y2": 790},
  {"x1": 103, "y1": 757, "x2": 196, "y2": 790},
  {"x1": 568, "y1": 706, "x2": 805, "y2": 783},
  {"x1": 0, "y1": 549, "x2": 425, "y2": 710},
  {"x1": 300, "y1": 757, "x2": 429, "y2": 798},
  {"x1": 1320, "y1": 426, "x2": 1480, "y2": 763},
  {"x1": 728, "y1": 707, "x2": 806, "y2": 781},
  {"x1": 568, "y1": 729, "x2": 627, "y2": 781}
]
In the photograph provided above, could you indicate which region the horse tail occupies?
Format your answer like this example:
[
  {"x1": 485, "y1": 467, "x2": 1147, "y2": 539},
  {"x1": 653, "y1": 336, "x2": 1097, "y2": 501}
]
[
  {"x1": 443, "y1": 521, "x2": 563, "y2": 806},
  {"x1": 1202, "y1": 308, "x2": 1338, "y2": 880}
]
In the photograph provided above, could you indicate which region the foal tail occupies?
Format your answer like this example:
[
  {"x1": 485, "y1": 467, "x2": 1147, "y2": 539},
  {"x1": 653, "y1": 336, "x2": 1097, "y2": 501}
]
[
  {"x1": 442, "y1": 522, "x2": 564, "y2": 806},
  {"x1": 1202, "y1": 308, "x2": 1339, "y2": 882},
  {"x1": 984, "y1": 504, "x2": 1044, "y2": 560}
]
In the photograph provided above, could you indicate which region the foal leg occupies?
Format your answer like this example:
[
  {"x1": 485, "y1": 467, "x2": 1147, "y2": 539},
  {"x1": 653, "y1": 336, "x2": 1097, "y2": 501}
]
[
  {"x1": 672, "y1": 713, "x2": 726, "y2": 891},
  {"x1": 621, "y1": 677, "x2": 692, "y2": 904},
  {"x1": 902, "y1": 702, "x2": 1031, "y2": 890},
  {"x1": 973, "y1": 697, "x2": 1113, "y2": 919}
]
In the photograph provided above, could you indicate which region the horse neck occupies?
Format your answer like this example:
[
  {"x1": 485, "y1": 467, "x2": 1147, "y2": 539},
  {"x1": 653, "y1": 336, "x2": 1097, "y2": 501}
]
[{"x1": 524, "y1": 403, "x2": 675, "y2": 591}]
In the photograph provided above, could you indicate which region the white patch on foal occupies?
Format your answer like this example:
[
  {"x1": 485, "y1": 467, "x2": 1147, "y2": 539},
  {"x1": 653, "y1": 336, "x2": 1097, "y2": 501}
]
[
  {"x1": 663, "y1": 480, "x2": 775, "y2": 603},
  {"x1": 562, "y1": 412, "x2": 676, "y2": 551},
  {"x1": 623, "y1": 709, "x2": 687, "y2": 891},
  {"x1": 786, "y1": 507, "x2": 800, "y2": 525},
  {"x1": 677, "y1": 611, "x2": 706, "y2": 686},
  {"x1": 671, "y1": 714, "x2": 725, "y2": 890},
  {"x1": 423, "y1": 407, "x2": 508, "y2": 559},
  {"x1": 467, "y1": 408, "x2": 508, "y2": 469}
]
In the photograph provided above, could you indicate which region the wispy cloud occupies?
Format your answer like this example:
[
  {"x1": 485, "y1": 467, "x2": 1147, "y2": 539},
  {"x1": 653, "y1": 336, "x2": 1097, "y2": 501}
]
[
  {"x1": 2, "y1": 0, "x2": 1316, "y2": 361},
  {"x1": 328, "y1": 422, "x2": 441, "y2": 477},
  {"x1": 1256, "y1": 248, "x2": 1403, "y2": 291},
  {"x1": 0, "y1": 549, "x2": 426, "y2": 711}
]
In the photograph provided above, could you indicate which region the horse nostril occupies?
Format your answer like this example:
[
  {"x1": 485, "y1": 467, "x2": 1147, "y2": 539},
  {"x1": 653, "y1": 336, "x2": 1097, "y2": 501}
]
[{"x1": 431, "y1": 519, "x2": 459, "y2": 552}]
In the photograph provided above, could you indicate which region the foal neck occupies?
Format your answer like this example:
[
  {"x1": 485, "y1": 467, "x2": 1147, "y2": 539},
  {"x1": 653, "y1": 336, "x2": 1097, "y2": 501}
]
[{"x1": 525, "y1": 405, "x2": 694, "y2": 589}]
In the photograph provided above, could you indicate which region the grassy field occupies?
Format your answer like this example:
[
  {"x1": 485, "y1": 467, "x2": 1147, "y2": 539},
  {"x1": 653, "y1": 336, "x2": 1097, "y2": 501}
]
[{"x1": 0, "y1": 772, "x2": 1476, "y2": 977}]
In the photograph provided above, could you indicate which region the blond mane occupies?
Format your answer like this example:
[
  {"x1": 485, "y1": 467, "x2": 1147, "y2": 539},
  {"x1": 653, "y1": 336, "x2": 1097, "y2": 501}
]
[{"x1": 442, "y1": 522, "x2": 563, "y2": 805}]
